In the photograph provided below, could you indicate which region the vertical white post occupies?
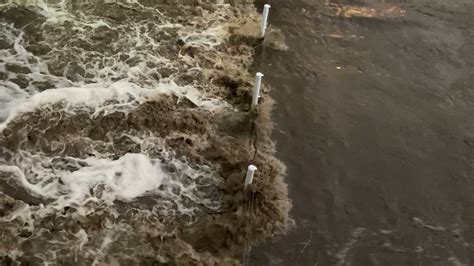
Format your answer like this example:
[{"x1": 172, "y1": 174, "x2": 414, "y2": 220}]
[
  {"x1": 261, "y1": 4, "x2": 271, "y2": 37},
  {"x1": 245, "y1": 165, "x2": 257, "y2": 188},
  {"x1": 252, "y1": 72, "x2": 264, "y2": 108}
]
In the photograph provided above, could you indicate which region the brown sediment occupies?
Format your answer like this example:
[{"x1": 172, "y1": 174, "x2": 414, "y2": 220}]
[{"x1": 0, "y1": 0, "x2": 290, "y2": 264}]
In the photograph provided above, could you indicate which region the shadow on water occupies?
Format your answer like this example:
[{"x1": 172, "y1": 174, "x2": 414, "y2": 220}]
[{"x1": 251, "y1": 0, "x2": 474, "y2": 265}]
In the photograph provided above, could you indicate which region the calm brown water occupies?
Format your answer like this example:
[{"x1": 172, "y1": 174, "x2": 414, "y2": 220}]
[{"x1": 252, "y1": 0, "x2": 474, "y2": 265}]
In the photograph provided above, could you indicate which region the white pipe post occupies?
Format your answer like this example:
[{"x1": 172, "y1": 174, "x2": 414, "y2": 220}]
[
  {"x1": 252, "y1": 72, "x2": 264, "y2": 108},
  {"x1": 261, "y1": 4, "x2": 271, "y2": 37},
  {"x1": 245, "y1": 165, "x2": 257, "y2": 188}
]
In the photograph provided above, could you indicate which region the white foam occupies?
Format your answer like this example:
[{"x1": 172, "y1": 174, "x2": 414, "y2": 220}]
[
  {"x1": 335, "y1": 227, "x2": 368, "y2": 265},
  {"x1": 154, "y1": 80, "x2": 230, "y2": 111},
  {"x1": 0, "y1": 81, "x2": 152, "y2": 131},
  {"x1": 13, "y1": 31, "x2": 29, "y2": 62},
  {"x1": 7, "y1": 153, "x2": 164, "y2": 202},
  {"x1": 180, "y1": 24, "x2": 227, "y2": 48},
  {"x1": 74, "y1": 229, "x2": 89, "y2": 251},
  {"x1": 0, "y1": 79, "x2": 230, "y2": 132},
  {"x1": 0, "y1": 83, "x2": 29, "y2": 122},
  {"x1": 412, "y1": 217, "x2": 447, "y2": 231},
  {"x1": 0, "y1": 23, "x2": 31, "y2": 67},
  {"x1": 35, "y1": 0, "x2": 72, "y2": 25}
]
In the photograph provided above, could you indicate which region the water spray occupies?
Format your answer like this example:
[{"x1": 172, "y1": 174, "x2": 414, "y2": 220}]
[{"x1": 252, "y1": 72, "x2": 264, "y2": 108}]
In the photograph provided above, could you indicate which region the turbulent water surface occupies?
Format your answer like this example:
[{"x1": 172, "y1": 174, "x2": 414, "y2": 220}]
[{"x1": 0, "y1": 1, "x2": 290, "y2": 264}]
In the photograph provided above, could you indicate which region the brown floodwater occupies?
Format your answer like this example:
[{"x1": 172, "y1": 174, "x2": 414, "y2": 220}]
[
  {"x1": 0, "y1": 1, "x2": 290, "y2": 264},
  {"x1": 251, "y1": 0, "x2": 474, "y2": 265}
]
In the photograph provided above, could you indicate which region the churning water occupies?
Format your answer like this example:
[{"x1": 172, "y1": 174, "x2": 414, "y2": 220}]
[{"x1": 0, "y1": 1, "x2": 290, "y2": 264}]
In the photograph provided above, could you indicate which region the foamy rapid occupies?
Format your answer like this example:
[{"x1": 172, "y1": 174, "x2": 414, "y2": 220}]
[
  {"x1": 9, "y1": 153, "x2": 164, "y2": 202},
  {"x1": 0, "y1": 0, "x2": 290, "y2": 264}
]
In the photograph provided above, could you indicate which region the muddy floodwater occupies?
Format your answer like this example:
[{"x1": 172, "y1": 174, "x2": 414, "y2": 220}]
[
  {"x1": 0, "y1": 1, "x2": 290, "y2": 264},
  {"x1": 1, "y1": 0, "x2": 474, "y2": 265},
  {"x1": 251, "y1": 0, "x2": 474, "y2": 265}
]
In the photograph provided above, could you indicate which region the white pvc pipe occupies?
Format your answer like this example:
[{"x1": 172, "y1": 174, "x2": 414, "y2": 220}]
[
  {"x1": 252, "y1": 72, "x2": 264, "y2": 108},
  {"x1": 261, "y1": 4, "x2": 271, "y2": 37},
  {"x1": 245, "y1": 165, "x2": 257, "y2": 188}
]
